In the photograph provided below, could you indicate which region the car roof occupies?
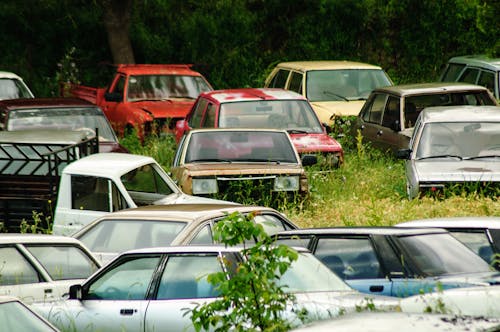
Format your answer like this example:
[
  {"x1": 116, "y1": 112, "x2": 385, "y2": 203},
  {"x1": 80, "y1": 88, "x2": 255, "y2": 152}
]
[
  {"x1": 116, "y1": 64, "x2": 204, "y2": 76},
  {"x1": 88, "y1": 203, "x2": 276, "y2": 223},
  {"x1": 122, "y1": 244, "x2": 309, "y2": 256},
  {"x1": 397, "y1": 216, "x2": 500, "y2": 229},
  {"x1": 0, "y1": 129, "x2": 88, "y2": 144},
  {"x1": 418, "y1": 105, "x2": 500, "y2": 123},
  {"x1": 187, "y1": 128, "x2": 289, "y2": 135},
  {"x1": 448, "y1": 55, "x2": 500, "y2": 71},
  {"x1": 0, "y1": 71, "x2": 24, "y2": 80},
  {"x1": 0, "y1": 97, "x2": 95, "y2": 110},
  {"x1": 63, "y1": 152, "x2": 157, "y2": 177},
  {"x1": 277, "y1": 227, "x2": 449, "y2": 236},
  {"x1": 199, "y1": 88, "x2": 307, "y2": 104},
  {"x1": 372, "y1": 82, "x2": 490, "y2": 96},
  {"x1": 274, "y1": 61, "x2": 383, "y2": 71},
  {"x1": 0, "y1": 233, "x2": 87, "y2": 245}
]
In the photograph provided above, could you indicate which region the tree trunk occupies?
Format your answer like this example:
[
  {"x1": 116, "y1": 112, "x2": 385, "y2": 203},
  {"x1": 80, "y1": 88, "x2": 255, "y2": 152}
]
[{"x1": 101, "y1": 0, "x2": 135, "y2": 64}]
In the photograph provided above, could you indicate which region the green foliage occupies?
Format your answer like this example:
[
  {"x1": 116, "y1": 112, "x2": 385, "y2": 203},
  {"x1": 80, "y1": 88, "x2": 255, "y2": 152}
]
[
  {"x1": 187, "y1": 211, "x2": 302, "y2": 332},
  {"x1": 19, "y1": 211, "x2": 52, "y2": 234}
]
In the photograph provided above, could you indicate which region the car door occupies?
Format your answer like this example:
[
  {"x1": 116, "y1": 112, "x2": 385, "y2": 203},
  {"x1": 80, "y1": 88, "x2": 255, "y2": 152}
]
[
  {"x1": 101, "y1": 74, "x2": 126, "y2": 131},
  {"x1": 56, "y1": 255, "x2": 162, "y2": 332},
  {"x1": 355, "y1": 93, "x2": 389, "y2": 150},
  {"x1": 144, "y1": 253, "x2": 230, "y2": 332},
  {"x1": 311, "y1": 236, "x2": 394, "y2": 297}
]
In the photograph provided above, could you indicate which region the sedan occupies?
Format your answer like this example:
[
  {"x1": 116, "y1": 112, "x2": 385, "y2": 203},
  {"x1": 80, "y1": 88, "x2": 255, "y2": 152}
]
[
  {"x1": 170, "y1": 128, "x2": 316, "y2": 206},
  {"x1": 397, "y1": 105, "x2": 500, "y2": 199},
  {"x1": 351, "y1": 82, "x2": 497, "y2": 155},
  {"x1": 32, "y1": 245, "x2": 398, "y2": 332},
  {"x1": 275, "y1": 227, "x2": 500, "y2": 297},
  {"x1": 175, "y1": 88, "x2": 344, "y2": 167},
  {"x1": 397, "y1": 216, "x2": 500, "y2": 268},
  {"x1": 72, "y1": 203, "x2": 298, "y2": 264},
  {"x1": 0, "y1": 234, "x2": 100, "y2": 303},
  {"x1": 0, "y1": 97, "x2": 128, "y2": 153},
  {"x1": 0, "y1": 296, "x2": 60, "y2": 331}
]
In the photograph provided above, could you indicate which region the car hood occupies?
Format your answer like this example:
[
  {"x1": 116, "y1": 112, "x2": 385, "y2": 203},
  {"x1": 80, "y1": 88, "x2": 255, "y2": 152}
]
[
  {"x1": 153, "y1": 192, "x2": 236, "y2": 205},
  {"x1": 310, "y1": 100, "x2": 366, "y2": 119},
  {"x1": 177, "y1": 163, "x2": 305, "y2": 176},
  {"x1": 133, "y1": 99, "x2": 194, "y2": 119},
  {"x1": 413, "y1": 160, "x2": 500, "y2": 182},
  {"x1": 290, "y1": 133, "x2": 343, "y2": 153}
]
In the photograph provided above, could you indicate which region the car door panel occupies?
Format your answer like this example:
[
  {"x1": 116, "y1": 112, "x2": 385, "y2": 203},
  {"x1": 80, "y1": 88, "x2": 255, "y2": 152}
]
[{"x1": 346, "y1": 279, "x2": 393, "y2": 297}]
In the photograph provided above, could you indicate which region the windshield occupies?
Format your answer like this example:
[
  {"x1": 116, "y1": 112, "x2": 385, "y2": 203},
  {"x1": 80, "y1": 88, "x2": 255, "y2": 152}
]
[
  {"x1": 185, "y1": 131, "x2": 298, "y2": 163},
  {"x1": 397, "y1": 233, "x2": 492, "y2": 276},
  {"x1": 219, "y1": 100, "x2": 323, "y2": 133},
  {"x1": 127, "y1": 74, "x2": 212, "y2": 101},
  {"x1": 0, "y1": 301, "x2": 56, "y2": 332},
  {"x1": 7, "y1": 107, "x2": 117, "y2": 142},
  {"x1": 306, "y1": 69, "x2": 392, "y2": 102},
  {"x1": 0, "y1": 78, "x2": 33, "y2": 99},
  {"x1": 279, "y1": 252, "x2": 352, "y2": 292},
  {"x1": 416, "y1": 121, "x2": 500, "y2": 159}
]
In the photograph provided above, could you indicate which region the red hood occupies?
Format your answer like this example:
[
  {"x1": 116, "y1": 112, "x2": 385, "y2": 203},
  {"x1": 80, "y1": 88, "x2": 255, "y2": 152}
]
[
  {"x1": 290, "y1": 133, "x2": 343, "y2": 153},
  {"x1": 133, "y1": 99, "x2": 194, "y2": 119}
]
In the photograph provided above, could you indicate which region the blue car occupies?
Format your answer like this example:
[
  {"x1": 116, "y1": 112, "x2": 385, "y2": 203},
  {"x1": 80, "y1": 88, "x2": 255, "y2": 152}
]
[{"x1": 275, "y1": 227, "x2": 500, "y2": 297}]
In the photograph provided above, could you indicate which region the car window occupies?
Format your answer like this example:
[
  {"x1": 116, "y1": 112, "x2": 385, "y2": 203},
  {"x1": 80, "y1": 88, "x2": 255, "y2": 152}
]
[
  {"x1": 254, "y1": 214, "x2": 295, "y2": 234},
  {"x1": 72, "y1": 176, "x2": 127, "y2": 212},
  {"x1": 314, "y1": 237, "x2": 383, "y2": 280},
  {"x1": 156, "y1": 255, "x2": 222, "y2": 299},
  {"x1": 25, "y1": 245, "x2": 99, "y2": 280},
  {"x1": 201, "y1": 103, "x2": 216, "y2": 127},
  {"x1": 190, "y1": 224, "x2": 213, "y2": 244},
  {"x1": 112, "y1": 75, "x2": 126, "y2": 95},
  {"x1": 0, "y1": 301, "x2": 57, "y2": 332},
  {"x1": 188, "y1": 98, "x2": 208, "y2": 128},
  {"x1": 477, "y1": 70, "x2": 496, "y2": 93},
  {"x1": 459, "y1": 68, "x2": 480, "y2": 84},
  {"x1": 121, "y1": 164, "x2": 175, "y2": 196},
  {"x1": 87, "y1": 256, "x2": 161, "y2": 300},
  {"x1": 381, "y1": 97, "x2": 400, "y2": 129},
  {"x1": 268, "y1": 69, "x2": 290, "y2": 88},
  {"x1": 441, "y1": 63, "x2": 466, "y2": 81},
  {"x1": 363, "y1": 94, "x2": 386, "y2": 124},
  {"x1": 448, "y1": 230, "x2": 493, "y2": 263},
  {"x1": 288, "y1": 72, "x2": 303, "y2": 94},
  {"x1": 0, "y1": 247, "x2": 40, "y2": 285},
  {"x1": 0, "y1": 78, "x2": 33, "y2": 99}
]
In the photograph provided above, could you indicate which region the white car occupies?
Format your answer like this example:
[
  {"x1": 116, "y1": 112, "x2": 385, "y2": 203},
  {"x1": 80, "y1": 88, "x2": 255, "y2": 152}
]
[
  {"x1": 0, "y1": 71, "x2": 34, "y2": 99},
  {"x1": 0, "y1": 296, "x2": 60, "y2": 331},
  {"x1": 0, "y1": 234, "x2": 100, "y2": 304},
  {"x1": 397, "y1": 105, "x2": 500, "y2": 199},
  {"x1": 32, "y1": 245, "x2": 399, "y2": 332}
]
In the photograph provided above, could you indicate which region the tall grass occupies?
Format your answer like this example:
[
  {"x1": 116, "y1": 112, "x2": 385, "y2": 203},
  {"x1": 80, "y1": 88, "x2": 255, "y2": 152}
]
[{"x1": 122, "y1": 132, "x2": 500, "y2": 229}]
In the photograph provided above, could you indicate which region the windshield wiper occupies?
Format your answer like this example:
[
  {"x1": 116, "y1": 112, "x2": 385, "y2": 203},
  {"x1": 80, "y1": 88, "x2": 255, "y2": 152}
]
[
  {"x1": 322, "y1": 91, "x2": 349, "y2": 101},
  {"x1": 189, "y1": 159, "x2": 232, "y2": 163},
  {"x1": 286, "y1": 129, "x2": 309, "y2": 134},
  {"x1": 464, "y1": 155, "x2": 500, "y2": 160},
  {"x1": 417, "y1": 155, "x2": 463, "y2": 160}
]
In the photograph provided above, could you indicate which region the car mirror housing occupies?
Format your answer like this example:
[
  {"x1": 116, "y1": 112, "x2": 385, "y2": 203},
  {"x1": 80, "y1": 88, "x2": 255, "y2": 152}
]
[
  {"x1": 396, "y1": 149, "x2": 411, "y2": 160},
  {"x1": 301, "y1": 154, "x2": 318, "y2": 166},
  {"x1": 104, "y1": 92, "x2": 122, "y2": 102},
  {"x1": 69, "y1": 284, "x2": 83, "y2": 300},
  {"x1": 323, "y1": 122, "x2": 333, "y2": 134}
]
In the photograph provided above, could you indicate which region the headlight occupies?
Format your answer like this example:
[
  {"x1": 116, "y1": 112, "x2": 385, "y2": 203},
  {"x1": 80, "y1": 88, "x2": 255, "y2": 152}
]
[
  {"x1": 274, "y1": 176, "x2": 300, "y2": 191},
  {"x1": 192, "y1": 178, "x2": 218, "y2": 194}
]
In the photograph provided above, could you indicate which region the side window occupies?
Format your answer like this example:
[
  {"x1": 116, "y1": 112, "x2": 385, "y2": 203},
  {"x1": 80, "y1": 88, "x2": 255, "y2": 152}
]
[
  {"x1": 253, "y1": 214, "x2": 293, "y2": 235},
  {"x1": 201, "y1": 103, "x2": 216, "y2": 128},
  {"x1": 459, "y1": 68, "x2": 480, "y2": 84},
  {"x1": 381, "y1": 96, "x2": 400, "y2": 129},
  {"x1": 441, "y1": 63, "x2": 466, "y2": 82},
  {"x1": 0, "y1": 247, "x2": 40, "y2": 285},
  {"x1": 111, "y1": 75, "x2": 126, "y2": 95},
  {"x1": 288, "y1": 72, "x2": 303, "y2": 94},
  {"x1": 188, "y1": 98, "x2": 208, "y2": 128},
  {"x1": 156, "y1": 255, "x2": 222, "y2": 299},
  {"x1": 365, "y1": 94, "x2": 386, "y2": 124},
  {"x1": 268, "y1": 69, "x2": 290, "y2": 88},
  {"x1": 72, "y1": 175, "x2": 113, "y2": 212},
  {"x1": 190, "y1": 224, "x2": 213, "y2": 244},
  {"x1": 477, "y1": 70, "x2": 495, "y2": 94},
  {"x1": 314, "y1": 237, "x2": 383, "y2": 280}
]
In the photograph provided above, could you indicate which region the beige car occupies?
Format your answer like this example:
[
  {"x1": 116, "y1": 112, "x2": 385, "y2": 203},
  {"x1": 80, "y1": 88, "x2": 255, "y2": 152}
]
[
  {"x1": 171, "y1": 128, "x2": 316, "y2": 205},
  {"x1": 264, "y1": 61, "x2": 393, "y2": 123}
]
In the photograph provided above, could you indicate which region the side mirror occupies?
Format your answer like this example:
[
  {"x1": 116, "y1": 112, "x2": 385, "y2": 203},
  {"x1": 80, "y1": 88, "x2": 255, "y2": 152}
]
[
  {"x1": 69, "y1": 284, "x2": 83, "y2": 300},
  {"x1": 323, "y1": 123, "x2": 333, "y2": 134},
  {"x1": 301, "y1": 154, "x2": 317, "y2": 166},
  {"x1": 396, "y1": 149, "x2": 411, "y2": 160},
  {"x1": 104, "y1": 91, "x2": 123, "y2": 102},
  {"x1": 391, "y1": 120, "x2": 401, "y2": 132}
]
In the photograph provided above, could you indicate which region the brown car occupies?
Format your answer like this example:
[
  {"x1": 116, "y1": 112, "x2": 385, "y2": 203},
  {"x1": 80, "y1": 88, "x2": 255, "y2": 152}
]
[
  {"x1": 350, "y1": 82, "x2": 498, "y2": 155},
  {"x1": 0, "y1": 97, "x2": 128, "y2": 153}
]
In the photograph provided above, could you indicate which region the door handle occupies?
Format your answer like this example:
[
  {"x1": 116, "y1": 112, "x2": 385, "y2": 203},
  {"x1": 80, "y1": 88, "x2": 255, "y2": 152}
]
[
  {"x1": 120, "y1": 309, "x2": 136, "y2": 315},
  {"x1": 369, "y1": 285, "x2": 384, "y2": 292}
]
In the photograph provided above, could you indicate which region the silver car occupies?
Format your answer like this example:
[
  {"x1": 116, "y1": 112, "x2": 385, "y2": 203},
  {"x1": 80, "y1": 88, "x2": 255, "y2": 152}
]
[
  {"x1": 397, "y1": 105, "x2": 500, "y2": 199},
  {"x1": 32, "y1": 245, "x2": 398, "y2": 332}
]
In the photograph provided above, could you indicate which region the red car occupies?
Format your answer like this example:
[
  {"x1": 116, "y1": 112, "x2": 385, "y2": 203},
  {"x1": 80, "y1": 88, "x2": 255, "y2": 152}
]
[
  {"x1": 0, "y1": 97, "x2": 128, "y2": 153},
  {"x1": 175, "y1": 88, "x2": 344, "y2": 167}
]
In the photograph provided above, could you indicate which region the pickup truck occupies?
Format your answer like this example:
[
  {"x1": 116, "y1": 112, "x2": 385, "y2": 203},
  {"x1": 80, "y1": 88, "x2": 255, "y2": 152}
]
[
  {"x1": 61, "y1": 64, "x2": 213, "y2": 140},
  {"x1": 0, "y1": 130, "x2": 99, "y2": 232}
]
